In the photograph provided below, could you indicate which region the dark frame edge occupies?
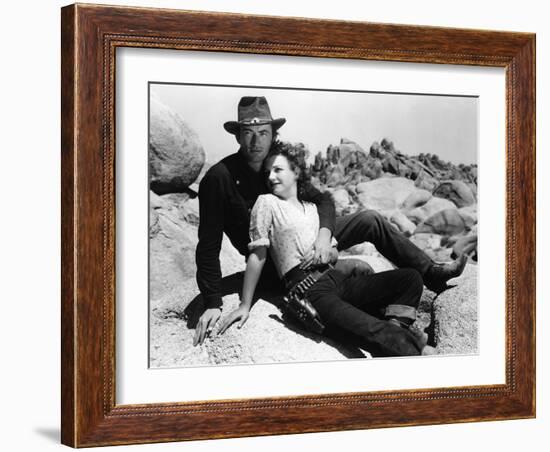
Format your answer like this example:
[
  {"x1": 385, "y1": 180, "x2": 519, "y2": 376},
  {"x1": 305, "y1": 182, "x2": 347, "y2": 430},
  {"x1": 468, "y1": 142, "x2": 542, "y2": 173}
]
[{"x1": 511, "y1": 33, "x2": 536, "y2": 418}]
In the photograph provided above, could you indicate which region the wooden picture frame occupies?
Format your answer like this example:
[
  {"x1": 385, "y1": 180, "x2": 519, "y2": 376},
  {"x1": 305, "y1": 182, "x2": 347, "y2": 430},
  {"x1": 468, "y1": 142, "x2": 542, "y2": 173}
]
[{"x1": 61, "y1": 3, "x2": 535, "y2": 447}]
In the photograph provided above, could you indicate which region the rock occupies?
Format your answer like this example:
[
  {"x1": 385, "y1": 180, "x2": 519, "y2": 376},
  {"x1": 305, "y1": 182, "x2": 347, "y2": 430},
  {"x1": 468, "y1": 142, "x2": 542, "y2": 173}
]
[
  {"x1": 458, "y1": 205, "x2": 477, "y2": 227},
  {"x1": 433, "y1": 264, "x2": 478, "y2": 354},
  {"x1": 149, "y1": 93, "x2": 205, "y2": 194},
  {"x1": 382, "y1": 154, "x2": 400, "y2": 175},
  {"x1": 347, "y1": 254, "x2": 395, "y2": 273},
  {"x1": 401, "y1": 189, "x2": 432, "y2": 210},
  {"x1": 451, "y1": 234, "x2": 478, "y2": 260},
  {"x1": 370, "y1": 141, "x2": 382, "y2": 158},
  {"x1": 390, "y1": 210, "x2": 416, "y2": 236},
  {"x1": 410, "y1": 232, "x2": 443, "y2": 253},
  {"x1": 149, "y1": 194, "x2": 245, "y2": 305},
  {"x1": 204, "y1": 296, "x2": 365, "y2": 365},
  {"x1": 329, "y1": 188, "x2": 352, "y2": 216},
  {"x1": 407, "y1": 197, "x2": 457, "y2": 225},
  {"x1": 341, "y1": 242, "x2": 378, "y2": 256},
  {"x1": 415, "y1": 208, "x2": 467, "y2": 236},
  {"x1": 149, "y1": 206, "x2": 160, "y2": 237},
  {"x1": 325, "y1": 164, "x2": 346, "y2": 187},
  {"x1": 356, "y1": 177, "x2": 416, "y2": 211},
  {"x1": 414, "y1": 171, "x2": 439, "y2": 192},
  {"x1": 338, "y1": 138, "x2": 367, "y2": 163},
  {"x1": 150, "y1": 190, "x2": 167, "y2": 209},
  {"x1": 363, "y1": 158, "x2": 383, "y2": 179},
  {"x1": 433, "y1": 180, "x2": 476, "y2": 208}
]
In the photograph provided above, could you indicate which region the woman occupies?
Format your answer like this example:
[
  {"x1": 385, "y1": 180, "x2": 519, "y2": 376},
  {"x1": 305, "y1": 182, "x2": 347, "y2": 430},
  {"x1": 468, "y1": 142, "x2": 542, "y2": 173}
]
[{"x1": 219, "y1": 142, "x2": 434, "y2": 357}]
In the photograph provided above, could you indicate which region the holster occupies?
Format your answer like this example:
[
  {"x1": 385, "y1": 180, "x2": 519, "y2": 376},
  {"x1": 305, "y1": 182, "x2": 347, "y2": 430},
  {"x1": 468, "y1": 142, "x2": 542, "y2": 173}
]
[
  {"x1": 280, "y1": 266, "x2": 331, "y2": 335},
  {"x1": 281, "y1": 292, "x2": 325, "y2": 335}
]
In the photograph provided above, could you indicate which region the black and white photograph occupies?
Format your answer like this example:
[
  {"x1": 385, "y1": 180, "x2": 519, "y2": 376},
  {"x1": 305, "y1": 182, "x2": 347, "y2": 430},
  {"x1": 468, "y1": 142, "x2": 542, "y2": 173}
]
[{"x1": 148, "y1": 83, "x2": 479, "y2": 368}]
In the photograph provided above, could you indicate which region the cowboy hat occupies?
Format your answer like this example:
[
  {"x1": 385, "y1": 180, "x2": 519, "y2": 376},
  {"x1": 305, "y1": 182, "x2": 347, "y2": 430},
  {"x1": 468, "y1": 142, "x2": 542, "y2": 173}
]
[{"x1": 223, "y1": 96, "x2": 286, "y2": 135}]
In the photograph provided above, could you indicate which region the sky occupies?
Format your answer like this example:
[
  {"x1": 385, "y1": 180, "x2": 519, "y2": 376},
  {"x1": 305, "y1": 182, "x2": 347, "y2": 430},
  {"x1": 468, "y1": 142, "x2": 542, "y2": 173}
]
[{"x1": 151, "y1": 83, "x2": 478, "y2": 165}]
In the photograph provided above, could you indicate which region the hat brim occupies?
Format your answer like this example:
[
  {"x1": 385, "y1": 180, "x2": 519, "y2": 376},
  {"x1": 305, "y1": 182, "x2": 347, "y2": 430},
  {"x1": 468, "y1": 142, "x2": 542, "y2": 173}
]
[{"x1": 223, "y1": 118, "x2": 286, "y2": 135}]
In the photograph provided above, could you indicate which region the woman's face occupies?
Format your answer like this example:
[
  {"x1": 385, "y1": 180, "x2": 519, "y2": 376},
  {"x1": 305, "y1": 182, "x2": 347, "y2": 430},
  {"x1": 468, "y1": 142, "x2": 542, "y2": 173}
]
[{"x1": 264, "y1": 154, "x2": 299, "y2": 199}]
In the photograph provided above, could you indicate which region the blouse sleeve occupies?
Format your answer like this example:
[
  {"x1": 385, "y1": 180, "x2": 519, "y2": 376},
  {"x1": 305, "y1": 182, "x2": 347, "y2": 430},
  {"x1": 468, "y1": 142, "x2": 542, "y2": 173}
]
[{"x1": 248, "y1": 195, "x2": 274, "y2": 250}]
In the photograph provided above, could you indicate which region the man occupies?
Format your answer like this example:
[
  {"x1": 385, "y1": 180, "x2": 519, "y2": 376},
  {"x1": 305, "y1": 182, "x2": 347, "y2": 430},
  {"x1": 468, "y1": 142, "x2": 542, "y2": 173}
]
[{"x1": 193, "y1": 96, "x2": 466, "y2": 345}]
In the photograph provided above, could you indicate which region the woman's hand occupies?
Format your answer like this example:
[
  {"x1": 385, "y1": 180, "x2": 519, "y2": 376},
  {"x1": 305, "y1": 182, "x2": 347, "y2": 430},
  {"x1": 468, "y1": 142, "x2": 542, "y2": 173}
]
[
  {"x1": 218, "y1": 305, "x2": 250, "y2": 335},
  {"x1": 300, "y1": 228, "x2": 333, "y2": 269}
]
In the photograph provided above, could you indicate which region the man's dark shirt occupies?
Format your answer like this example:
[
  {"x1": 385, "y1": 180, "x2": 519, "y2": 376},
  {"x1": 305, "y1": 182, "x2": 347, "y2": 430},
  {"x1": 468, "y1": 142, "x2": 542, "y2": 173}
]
[{"x1": 196, "y1": 151, "x2": 336, "y2": 309}]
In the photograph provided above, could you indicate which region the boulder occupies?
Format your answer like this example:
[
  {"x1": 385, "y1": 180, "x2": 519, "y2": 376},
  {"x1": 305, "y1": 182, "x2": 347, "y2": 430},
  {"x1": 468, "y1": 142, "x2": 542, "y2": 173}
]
[
  {"x1": 356, "y1": 177, "x2": 416, "y2": 211},
  {"x1": 205, "y1": 296, "x2": 365, "y2": 365},
  {"x1": 345, "y1": 254, "x2": 395, "y2": 273},
  {"x1": 149, "y1": 194, "x2": 245, "y2": 307},
  {"x1": 414, "y1": 171, "x2": 439, "y2": 192},
  {"x1": 325, "y1": 164, "x2": 346, "y2": 187},
  {"x1": 451, "y1": 234, "x2": 478, "y2": 260},
  {"x1": 338, "y1": 138, "x2": 367, "y2": 162},
  {"x1": 458, "y1": 205, "x2": 477, "y2": 226},
  {"x1": 149, "y1": 93, "x2": 205, "y2": 194},
  {"x1": 151, "y1": 293, "x2": 368, "y2": 367},
  {"x1": 415, "y1": 208, "x2": 467, "y2": 236},
  {"x1": 433, "y1": 264, "x2": 478, "y2": 354},
  {"x1": 382, "y1": 154, "x2": 400, "y2": 174},
  {"x1": 341, "y1": 241, "x2": 378, "y2": 256},
  {"x1": 330, "y1": 188, "x2": 351, "y2": 216},
  {"x1": 390, "y1": 210, "x2": 416, "y2": 236},
  {"x1": 401, "y1": 189, "x2": 432, "y2": 210},
  {"x1": 410, "y1": 233, "x2": 443, "y2": 257},
  {"x1": 406, "y1": 197, "x2": 457, "y2": 225},
  {"x1": 433, "y1": 180, "x2": 476, "y2": 208}
]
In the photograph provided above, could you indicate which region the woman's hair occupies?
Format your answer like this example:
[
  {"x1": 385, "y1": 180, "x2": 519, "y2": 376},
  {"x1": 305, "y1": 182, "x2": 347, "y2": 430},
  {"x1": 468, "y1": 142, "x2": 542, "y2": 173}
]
[{"x1": 266, "y1": 141, "x2": 311, "y2": 199}]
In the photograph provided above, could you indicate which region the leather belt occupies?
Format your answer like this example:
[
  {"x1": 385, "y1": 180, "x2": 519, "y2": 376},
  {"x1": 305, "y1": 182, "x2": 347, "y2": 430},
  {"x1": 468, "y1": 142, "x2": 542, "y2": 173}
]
[{"x1": 283, "y1": 264, "x2": 332, "y2": 292}]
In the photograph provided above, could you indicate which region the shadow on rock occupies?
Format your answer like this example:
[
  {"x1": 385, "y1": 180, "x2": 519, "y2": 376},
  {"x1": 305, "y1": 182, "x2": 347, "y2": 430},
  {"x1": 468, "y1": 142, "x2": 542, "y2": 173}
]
[
  {"x1": 184, "y1": 272, "x2": 286, "y2": 329},
  {"x1": 268, "y1": 314, "x2": 369, "y2": 359},
  {"x1": 183, "y1": 272, "x2": 244, "y2": 328}
]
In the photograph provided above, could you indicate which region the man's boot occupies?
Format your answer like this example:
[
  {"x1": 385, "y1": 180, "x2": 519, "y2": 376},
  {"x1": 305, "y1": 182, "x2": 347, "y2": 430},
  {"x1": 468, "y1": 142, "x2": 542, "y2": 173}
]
[{"x1": 423, "y1": 254, "x2": 468, "y2": 293}]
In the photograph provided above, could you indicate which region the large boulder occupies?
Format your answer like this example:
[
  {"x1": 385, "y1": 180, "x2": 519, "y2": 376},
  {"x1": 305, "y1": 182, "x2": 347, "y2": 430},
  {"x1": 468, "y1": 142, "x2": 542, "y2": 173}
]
[
  {"x1": 356, "y1": 177, "x2": 416, "y2": 211},
  {"x1": 433, "y1": 180, "x2": 476, "y2": 208},
  {"x1": 406, "y1": 197, "x2": 457, "y2": 225},
  {"x1": 149, "y1": 93, "x2": 205, "y2": 194},
  {"x1": 415, "y1": 208, "x2": 467, "y2": 236},
  {"x1": 401, "y1": 189, "x2": 432, "y2": 210},
  {"x1": 432, "y1": 264, "x2": 478, "y2": 354},
  {"x1": 149, "y1": 193, "x2": 245, "y2": 309},
  {"x1": 390, "y1": 210, "x2": 416, "y2": 236},
  {"x1": 205, "y1": 296, "x2": 365, "y2": 365},
  {"x1": 409, "y1": 233, "x2": 451, "y2": 262},
  {"x1": 338, "y1": 138, "x2": 367, "y2": 162}
]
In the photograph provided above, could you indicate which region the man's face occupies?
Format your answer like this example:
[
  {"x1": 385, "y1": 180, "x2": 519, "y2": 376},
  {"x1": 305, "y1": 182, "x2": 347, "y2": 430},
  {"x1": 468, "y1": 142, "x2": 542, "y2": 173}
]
[{"x1": 237, "y1": 124, "x2": 273, "y2": 165}]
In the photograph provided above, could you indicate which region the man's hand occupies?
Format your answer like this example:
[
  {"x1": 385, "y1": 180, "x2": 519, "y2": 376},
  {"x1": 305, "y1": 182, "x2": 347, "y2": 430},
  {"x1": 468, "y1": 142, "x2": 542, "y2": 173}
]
[
  {"x1": 218, "y1": 306, "x2": 250, "y2": 335},
  {"x1": 300, "y1": 228, "x2": 333, "y2": 269},
  {"x1": 193, "y1": 308, "x2": 221, "y2": 346}
]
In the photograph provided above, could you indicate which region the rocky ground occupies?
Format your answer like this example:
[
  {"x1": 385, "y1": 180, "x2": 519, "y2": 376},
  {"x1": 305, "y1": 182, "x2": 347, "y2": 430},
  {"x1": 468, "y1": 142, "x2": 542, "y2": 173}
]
[{"x1": 148, "y1": 98, "x2": 479, "y2": 368}]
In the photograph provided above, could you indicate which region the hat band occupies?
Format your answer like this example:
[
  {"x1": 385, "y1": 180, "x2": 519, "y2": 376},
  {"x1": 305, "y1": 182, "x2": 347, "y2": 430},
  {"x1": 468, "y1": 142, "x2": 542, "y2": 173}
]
[{"x1": 240, "y1": 117, "x2": 272, "y2": 125}]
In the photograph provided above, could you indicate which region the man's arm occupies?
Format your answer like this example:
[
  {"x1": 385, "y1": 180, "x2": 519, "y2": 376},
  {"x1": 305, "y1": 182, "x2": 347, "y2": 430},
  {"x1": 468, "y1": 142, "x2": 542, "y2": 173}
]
[
  {"x1": 196, "y1": 171, "x2": 226, "y2": 309},
  {"x1": 301, "y1": 182, "x2": 336, "y2": 266},
  {"x1": 301, "y1": 182, "x2": 336, "y2": 233},
  {"x1": 194, "y1": 170, "x2": 226, "y2": 346}
]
